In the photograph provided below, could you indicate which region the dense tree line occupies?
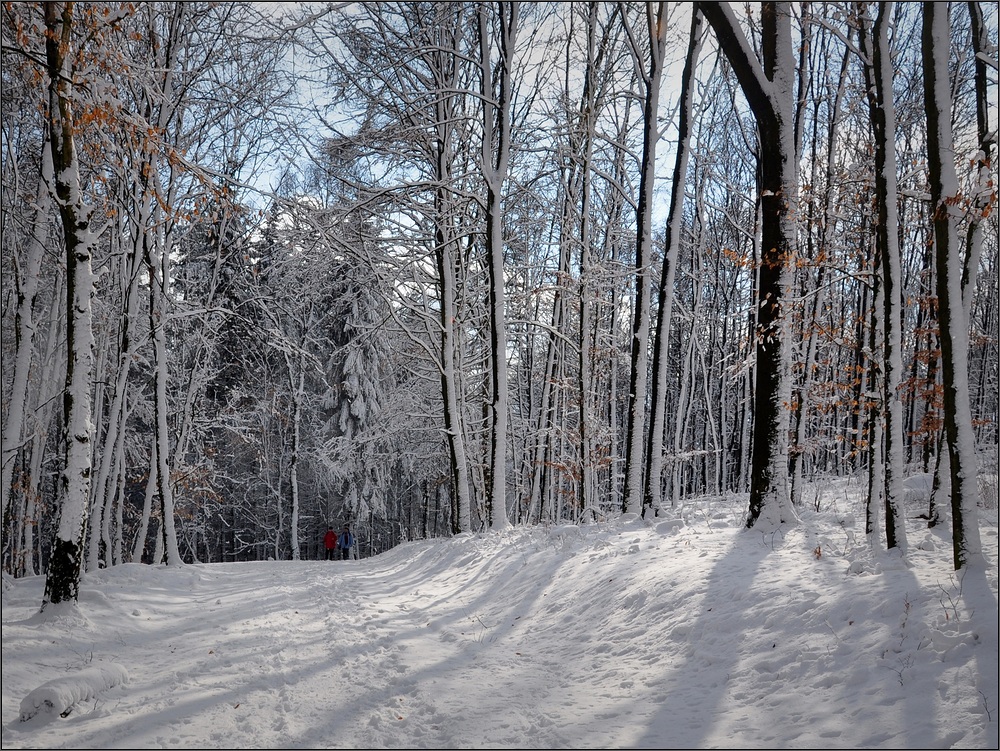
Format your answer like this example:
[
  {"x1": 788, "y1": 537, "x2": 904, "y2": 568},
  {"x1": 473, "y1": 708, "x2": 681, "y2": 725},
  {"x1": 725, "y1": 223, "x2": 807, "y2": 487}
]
[{"x1": 1, "y1": 2, "x2": 996, "y2": 607}]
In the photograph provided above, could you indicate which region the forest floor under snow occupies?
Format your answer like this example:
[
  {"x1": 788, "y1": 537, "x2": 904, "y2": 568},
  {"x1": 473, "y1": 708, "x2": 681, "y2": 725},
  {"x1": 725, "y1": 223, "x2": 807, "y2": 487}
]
[{"x1": 2, "y1": 475, "x2": 998, "y2": 749}]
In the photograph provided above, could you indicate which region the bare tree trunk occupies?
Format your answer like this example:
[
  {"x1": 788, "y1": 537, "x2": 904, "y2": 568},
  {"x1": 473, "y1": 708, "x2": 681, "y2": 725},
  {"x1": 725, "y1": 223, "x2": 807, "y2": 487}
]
[
  {"x1": 865, "y1": 252, "x2": 885, "y2": 547},
  {"x1": 88, "y1": 182, "x2": 145, "y2": 570},
  {"x1": 963, "y1": 1, "x2": 991, "y2": 310},
  {"x1": 699, "y1": 1, "x2": 799, "y2": 529},
  {"x1": 42, "y1": 1, "x2": 98, "y2": 609},
  {"x1": 286, "y1": 351, "x2": 305, "y2": 560},
  {"x1": 527, "y1": 223, "x2": 568, "y2": 524},
  {"x1": 431, "y1": 10, "x2": 474, "y2": 533},
  {"x1": 621, "y1": 0, "x2": 669, "y2": 515},
  {"x1": 146, "y1": 227, "x2": 182, "y2": 566},
  {"x1": 646, "y1": 6, "x2": 703, "y2": 516},
  {"x1": 922, "y1": 1, "x2": 984, "y2": 570},
  {"x1": 478, "y1": 1, "x2": 517, "y2": 531},
  {"x1": 861, "y1": 1, "x2": 908, "y2": 554},
  {"x1": 577, "y1": 0, "x2": 602, "y2": 522}
]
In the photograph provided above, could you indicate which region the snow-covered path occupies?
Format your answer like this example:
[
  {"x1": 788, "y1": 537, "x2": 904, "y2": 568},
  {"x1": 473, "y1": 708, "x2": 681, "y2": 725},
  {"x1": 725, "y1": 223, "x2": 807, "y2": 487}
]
[{"x1": 2, "y1": 495, "x2": 997, "y2": 749}]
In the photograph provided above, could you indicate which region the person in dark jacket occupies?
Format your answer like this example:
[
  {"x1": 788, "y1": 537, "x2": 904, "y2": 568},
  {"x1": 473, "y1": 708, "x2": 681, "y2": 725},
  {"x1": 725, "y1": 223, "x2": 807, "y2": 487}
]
[
  {"x1": 323, "y1": 527, "x2": 338, "y2": 560},
  {"x1": 339, "y1": 524, "x2": 355, "y2": 560}
]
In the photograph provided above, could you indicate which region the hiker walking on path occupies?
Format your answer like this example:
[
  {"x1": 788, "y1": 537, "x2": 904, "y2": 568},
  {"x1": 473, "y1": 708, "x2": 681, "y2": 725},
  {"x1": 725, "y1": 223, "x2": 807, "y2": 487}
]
[
  {"x1": 323, "y1": 527, "x2": 338, "y2": 560},
  {"x1": 339, "y1": 524, "x2": 355, "y2": 560}
]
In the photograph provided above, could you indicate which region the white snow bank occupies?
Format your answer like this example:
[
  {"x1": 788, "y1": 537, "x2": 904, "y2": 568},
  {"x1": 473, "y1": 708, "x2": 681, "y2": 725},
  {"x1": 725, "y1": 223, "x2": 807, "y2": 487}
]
[
  {"x1": 902, "y1": 472, "x2": 937, "y2": 503},
  {"x1": 19, "y1": 662, "x2": 128, "y2": 721}
]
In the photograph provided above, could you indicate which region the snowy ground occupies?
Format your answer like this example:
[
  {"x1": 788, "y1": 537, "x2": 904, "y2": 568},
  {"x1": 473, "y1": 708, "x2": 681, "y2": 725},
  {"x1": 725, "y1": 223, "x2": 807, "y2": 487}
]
[{"x1": 2, "y1": 476, "x2": 998, "y2": 749}]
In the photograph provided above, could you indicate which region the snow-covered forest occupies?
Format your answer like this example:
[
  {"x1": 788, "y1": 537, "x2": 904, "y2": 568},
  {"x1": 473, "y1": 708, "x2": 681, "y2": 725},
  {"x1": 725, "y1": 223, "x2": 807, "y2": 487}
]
[{"x1": 1, "y1": 1, "x2": 997, "y2": 607}]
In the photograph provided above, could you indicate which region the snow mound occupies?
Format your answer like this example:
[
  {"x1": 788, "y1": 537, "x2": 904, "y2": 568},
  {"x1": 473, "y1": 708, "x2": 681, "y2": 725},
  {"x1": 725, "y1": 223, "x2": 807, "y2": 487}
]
[
  {"x1": 902, "y1": 472, "x2": 936, "y2": 503},
  {"x1": 19, "y1": 662, "x2": 129, "y2": 721}
]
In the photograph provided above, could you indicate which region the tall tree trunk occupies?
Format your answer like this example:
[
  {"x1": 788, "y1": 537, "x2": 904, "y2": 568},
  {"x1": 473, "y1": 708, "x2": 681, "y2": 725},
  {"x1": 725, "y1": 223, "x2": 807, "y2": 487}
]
[
  {"x1": 88, "y1": 183, "x2": 145, "y2": 571},
  {"x1": 438, "y1": 221, "x2": 473, "y2": 534},
  {"x1": 577, "y1": 0, "x2": 602, "y2": 522},
  {"x1": 528, "y1": 211, "x2": 569, "y2": 524},
  {"x1": 146, "y1": 227, "x2": 182, "y2": 566},
  {"x1": 645, "y1": 6, "x2": 703, "y2": 516},
  {"x1": 861, "y1": 1, "x2": 908, "y2": 554},
  {"x1": 963, "y1": 1, "x2": 992, "y2": 310},
  {"x1": 922, "y1": 1, "x2": 984, "y2": 570},
  {"x1": 622, "y1": 0, "x2": 669, "y2": 515},
  {"x1": 964, "y1": 0, "x2": 995, "y2": 460},
  {"x1": 478, "y1": 1, "x2": 517, "y2": 531},
  {"x1": 433, "y1": 10, "x2": 473, "y2": 533},
  {"x1": 42, "y1": 1, "x2": 98, "y2": 609},
  {"x1": 699, "y1": 1, "x2": 799, "y2": 529},
  {"x1": 286, "y1": 351, "x2": 305, "y2": 560},
  {"x1": 865, "y1": 250, "x2": 885, "y2": 546}
]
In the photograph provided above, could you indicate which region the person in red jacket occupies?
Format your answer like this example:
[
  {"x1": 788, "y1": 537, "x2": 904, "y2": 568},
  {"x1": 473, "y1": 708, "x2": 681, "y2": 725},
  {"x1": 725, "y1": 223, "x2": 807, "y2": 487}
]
[{"x1": 323, "y1": 527, "x2": 338, "y2": 560}]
